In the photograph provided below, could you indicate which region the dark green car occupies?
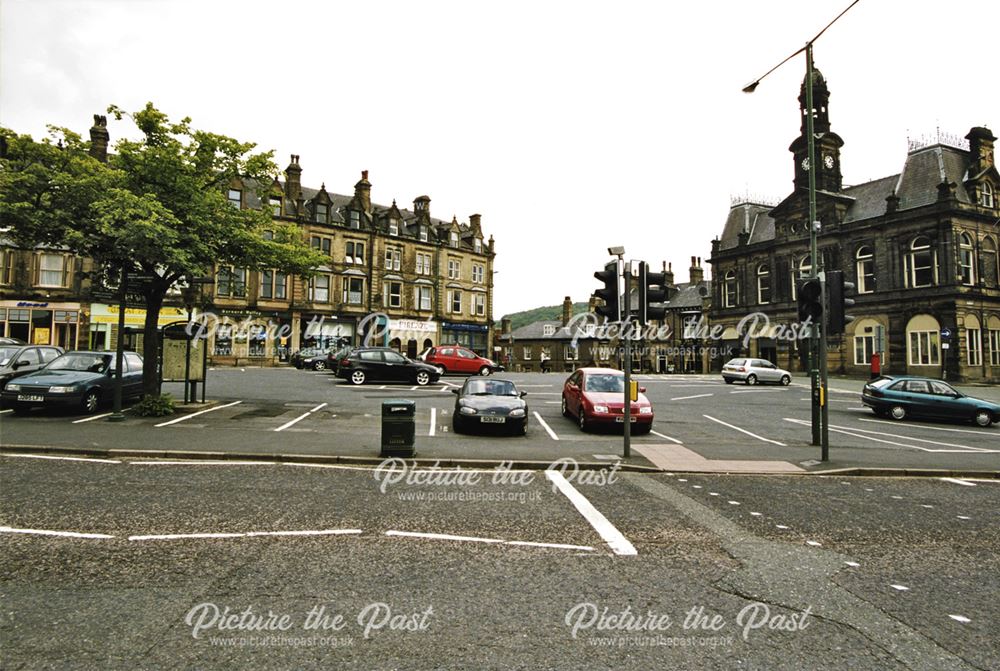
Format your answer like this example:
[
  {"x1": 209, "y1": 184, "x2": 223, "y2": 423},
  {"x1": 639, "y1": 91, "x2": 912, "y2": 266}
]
[
  {"x1": 862, "y1": 375, "x2": 1000, "y2": 427},
  {"x1": 2, "y1": 350, "x2": 144, "y2": 415}
]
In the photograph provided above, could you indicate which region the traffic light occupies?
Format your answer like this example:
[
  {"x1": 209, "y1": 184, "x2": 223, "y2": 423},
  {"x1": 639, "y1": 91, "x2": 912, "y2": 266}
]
[
  {"x1": 796, "y1": 277, "x2": 823, "y2": 325},
  {"x1": 638, "y1": 261, "x2": 668, "y2": 324},
  {"x1": 825, "y1": 270, "x2": 856, "y2": 334},
  {"x1": 593, "y1": 260, "x2": 621, "y2": 322}
]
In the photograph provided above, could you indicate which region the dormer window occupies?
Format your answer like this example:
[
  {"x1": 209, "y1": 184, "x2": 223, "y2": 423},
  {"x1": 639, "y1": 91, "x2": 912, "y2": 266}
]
[
  {"x1": 982, "y1": 182, "x2": 996, "y2": 208},
  {"x1": 419, "y1": 227, "x2": 428, "y2": 242},
  {"x1": 543, "y1": 325, "x2": 555, "y2": 336},
  {"x1": 389, "y1": 218, "x2": 399, "y2": 236},
  {"x1": 269, "y1": 197, "x2": 282, "y2": 217},
  {"x1": 450, "y1": 231, "x2": 459, "y2": 248},
  {"x1": 314, "y1": 204, "x2": 328, "y2": 223},
  {"x1": 350, "y1": 210, "x2": 360, "y2": 229},
  {"x1": 474, "y1": 238, "x2": 482, "y2": 253},
  {"x1": 227, "y1": 189, "x2": 242, "y2": 209}
]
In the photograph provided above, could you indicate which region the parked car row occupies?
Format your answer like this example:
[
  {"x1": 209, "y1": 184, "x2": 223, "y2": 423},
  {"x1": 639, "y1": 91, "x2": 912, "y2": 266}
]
[{"x1": 1, "y1": 350, "x2": 144, "y2": 414}]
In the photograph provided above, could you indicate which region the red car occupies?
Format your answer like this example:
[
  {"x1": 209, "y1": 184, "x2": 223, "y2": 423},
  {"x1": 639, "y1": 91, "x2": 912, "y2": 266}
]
[
  {"x1": 561, "y1": 367, "x2": 654, "y2": 434},
  {"x1": 424, "y1": 345, "x2": 501, "y2": 376}
]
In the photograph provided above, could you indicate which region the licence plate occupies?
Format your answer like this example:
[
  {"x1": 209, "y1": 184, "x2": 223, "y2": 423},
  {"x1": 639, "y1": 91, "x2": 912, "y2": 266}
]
[
  {"x1": 480, "y1": 416, "x2": 506, "y2": 424},
  {"x1": 615, "y1": 416, "x2": 638, "y2": 423},
  {"x1": 17, "y1": 394, "x2": 44, "y2": 402}
]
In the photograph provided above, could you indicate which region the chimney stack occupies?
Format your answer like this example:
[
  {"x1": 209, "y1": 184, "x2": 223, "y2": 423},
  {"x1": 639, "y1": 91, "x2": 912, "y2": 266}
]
[
  {"x1": 89, "y1": 114, "x2": 109, "y2": 162},
  {"x1": 284, "y1": 155, "x2": 302, "y2": 208},
  {"x1": 501, "y1": 317, "x2": 512, "y2": 336},
  {"x1": 354, "y1": 170, "x2": 372, "y2": 213},
  {"x1": 413, "y1": 195, "x2": 430, "y2": 221},
  {"x1": 663, "y1": 261, "x2": 674, "y2": 286},
  {"x1": 562, "y1": 296, "x2": 573, "y2": 326},
  {"x1": 469, "y1": 213, "x2": 482, "y2": 234},
  {"x1": 689, "y1": 256, "x2": 704, "y2": 285}
]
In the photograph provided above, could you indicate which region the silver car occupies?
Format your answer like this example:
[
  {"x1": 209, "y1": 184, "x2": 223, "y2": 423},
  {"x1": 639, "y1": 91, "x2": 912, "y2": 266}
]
[
  {"x1": 0, "y1": 345, "x2": 64, "y2": 390},
  {"x1": 722, "y1": 358, "x2": 792, "y2": 386}
]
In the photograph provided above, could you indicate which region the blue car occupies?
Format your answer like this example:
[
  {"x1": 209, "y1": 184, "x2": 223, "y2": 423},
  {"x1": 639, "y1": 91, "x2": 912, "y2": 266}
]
[
  {"x1": 862, "y1": 375, "x2": 1000, "y2": 427},
  {"x1": 2, "y1": 350, "x2": 144, "y2": 415}
]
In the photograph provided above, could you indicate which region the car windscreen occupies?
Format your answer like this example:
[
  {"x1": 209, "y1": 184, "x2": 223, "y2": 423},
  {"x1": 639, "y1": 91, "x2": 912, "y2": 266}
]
[
  {"x1": 584, "y1": 374, "x2": 625, "y2": 393},
  {"x1": 465, "y1": 379, "x2": 517, "y2": 396},
  {"x1": 0, "y1": 347, "x2": 20, "y2": 366},
  {"x1": 45, "y1": 353, "x2": 112, "y2": 373}
]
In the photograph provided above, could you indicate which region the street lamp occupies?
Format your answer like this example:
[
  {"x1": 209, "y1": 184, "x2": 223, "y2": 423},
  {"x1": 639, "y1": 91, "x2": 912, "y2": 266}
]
[{"x1": 741, "y1": 0, "x2": 861, "y2": 460}]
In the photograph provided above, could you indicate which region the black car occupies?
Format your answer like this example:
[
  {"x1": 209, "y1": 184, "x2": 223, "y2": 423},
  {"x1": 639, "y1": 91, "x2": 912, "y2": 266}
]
[
  {"x1": 336, "y1": 347, "x2": 441, "y2": 386},
  {"x1": 291, "y1": 347, "x2": 326, "y2": 369},
  {"x1": 2, "y1": 350, "x2": 144, "y2": 414},
  {"x1": 452, "y1": 377, "x2": 529, "y2": 435},
  {"x1": 0, "y1": 345, "x2": 63, "y2": 390},
  {"x1": 300, "y1": 349, "x2": 334, "y2": 371}
]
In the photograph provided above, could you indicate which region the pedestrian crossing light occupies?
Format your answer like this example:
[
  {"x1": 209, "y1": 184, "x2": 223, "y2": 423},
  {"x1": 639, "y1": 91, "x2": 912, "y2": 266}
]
[
  {"x1": 593, "y1": 260, "x2": 622, "y2": 323},
  {"x1": 638, "y1": 261, "x2": 668, "y2": 325},
  {"x1": 825, "y1": 270, "x2": 856, "y2": 335},
  {"x1": 796, "y1": 277, "x2": 823, "y2": 325}
]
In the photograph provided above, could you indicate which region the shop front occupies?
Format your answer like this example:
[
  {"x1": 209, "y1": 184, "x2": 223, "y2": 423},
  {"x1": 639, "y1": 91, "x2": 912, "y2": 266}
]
[
  {"x1": 204, "y1": 310, "x2": 295, "y2": 365},
  {"x1": 388, "y1": 318, "x2": 437, "y2": 358},
  {"x1": 441, "y1": 321, "x2": 490, "y2": 356},
  {"x1": 300, "y1": 314, "x2": 354, "y2": 351},
  {"x1": 88, "y1": 303, "x2": 188, "y2": 352},
  {"x1": 1, "y1": 300, "x2": 83, "y2": 349}
]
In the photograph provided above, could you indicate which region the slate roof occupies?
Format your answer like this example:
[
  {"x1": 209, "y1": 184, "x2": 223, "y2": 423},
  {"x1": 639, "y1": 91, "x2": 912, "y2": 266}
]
[
  {"x1": 719, "y1": 203, "x2": 775, "y2": 250},
  {"x1": 501, "y1": 318, "x2": 594, "y2": 342},
  {"x1": 666, "y1": 281, "x2": 712, "y2": 310}
]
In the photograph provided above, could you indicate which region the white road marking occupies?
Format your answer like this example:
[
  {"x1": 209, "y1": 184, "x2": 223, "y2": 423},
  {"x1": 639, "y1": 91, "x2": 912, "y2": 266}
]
[
  {"x1": 72, "y1": 412, "x2": 114, "y2": 424},
  {"x1": 384, "y1": 530, "x2": 593, "y2": 552},
  {"x1": 545, "y1": 470, "x2": 636, "y2": 556},
  {"x1": 2, "y1": 453, "x2": 121, "y2": 464},
  {"x1": 890, "y1": 584, "x2": 910, "y2": 591},
  {"x1": 0, "y1": 409, "x2": 12, "y2": 415},
  {"x1": 806, "y1": 540, "x2": 822, "y2": 546},
  {"x1": 670, "y1": 393, "x2": 714, "y2": 401},
  {"x1": 728, "y1": 501, "x2": 740, "y2": 505},
  {"x1": 429, "y1": 408, "x2": 437, "y2": 437},
  {"x1": 650, "y1": 430, "x2": 683, "y2": 444},
  {"x1": 856, "y1": 418, "x2": 997, "y2": 436},
  {"x1": 692, "y1": 485, "x2": 703, "y2": 489},
  {"x1": 776, "y1": 525, "x2": 790, "y2": 530},
  {"x1": 709, "y1": 492, "x2": 719, "y2": 496},
  {"x1": 409, "y1": 386, "x2": 418, "y2": 391},
  {"x1": 783, "y1": 418, "x2": 997, "y2": 453},
  {"x1": 274, "y1": 402, "x2": 328, "y2": 432},
  {"x1": 920, "y1": 504, "x2": 934, "y2": 509},
  {"x1": 155, "y1": 400, "x2": 242, "y2": 427},
  {"x1": 130, "y1": 460, "x2": 275, "y2": 466},
  {"x1": 129, "y1": 529, "x2": 362, "y2": 541},
  {"x1": 957, "y1": 516, "x2": 971, "y2": 520},
  {"x1": 533, "y1": 412, "x2": 559, "y2": 441},
  {"x1": 948, "y1": 615, "x2": 971, "y2": 623},
  {"x1": 0, "y1": 526, "x2": 115, "y2": 539},
  {"x1": 730, "y1": 389, "x2": 788, "y2": 394},
  {"x1": 845, "y1": 561, "x2": 860, "y2": 567},
  {"x1": 750, "y1": 512, "x2": 763, "y2": 516},
  {"x1": 704, "y1": 414, "x2": 787, "y2": 446},
  {"x1": 439, "y1": 385, "x2": 450, "y2": 392},
  {"x1": 379, "y1": 385, "x2": 386, "y2": 389}
]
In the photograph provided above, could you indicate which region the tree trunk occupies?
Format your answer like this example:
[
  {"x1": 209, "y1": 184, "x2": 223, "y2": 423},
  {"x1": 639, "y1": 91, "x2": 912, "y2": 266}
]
[{"x1": 141, "y1": 288, "x2": 165, "y2": 398}]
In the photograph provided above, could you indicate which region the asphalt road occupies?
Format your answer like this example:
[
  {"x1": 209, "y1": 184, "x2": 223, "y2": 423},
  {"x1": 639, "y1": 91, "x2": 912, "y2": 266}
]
[
  {"x1": 2, "y1": 370, "x2": 998, "y2": 473},
  {"x1": 1, "y1": 456, "x2": 997, "y2": 670}
]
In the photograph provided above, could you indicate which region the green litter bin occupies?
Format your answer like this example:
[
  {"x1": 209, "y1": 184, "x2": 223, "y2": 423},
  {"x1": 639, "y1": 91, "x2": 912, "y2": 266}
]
[{"x1": 381, "y1": 399, "x2": 416, "y2": 457}]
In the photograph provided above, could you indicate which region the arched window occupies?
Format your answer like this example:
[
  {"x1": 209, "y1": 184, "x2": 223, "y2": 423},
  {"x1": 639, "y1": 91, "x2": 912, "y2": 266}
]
[
  {"x1": 756, "y1": 264, "x2": 771, "y2": 304},
  {"x1": 724, "y1": 270, "x2": 738, "y2": 308},
  {"x1": 904, "y1": 236, "x2": 937, "y2": 288},
  {"x1": 906, "y1": 314, "x2": 941, "y2": 367},
  {"x1": 856, "y1": 246, "x2": 875, "y2": 293},
  {"x1": 981, "y1": 182, "x2": 995, "y2": 208},
  {"x1": 965, "y1": 314, "x2": 982, "y2": 367},
  {"x1": 959, "y1": 232, "x2": 976, "y2": 285}
]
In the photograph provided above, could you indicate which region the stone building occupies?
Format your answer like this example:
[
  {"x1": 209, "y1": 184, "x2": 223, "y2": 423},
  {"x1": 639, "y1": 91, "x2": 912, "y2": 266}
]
[{"x1": 708, "y1": 68, "x2": 1000, "y2": 381}]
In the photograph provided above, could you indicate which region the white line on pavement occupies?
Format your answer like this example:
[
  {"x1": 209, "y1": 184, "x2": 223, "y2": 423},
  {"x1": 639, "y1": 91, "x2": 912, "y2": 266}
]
[
  {"x1": 274, "y1": 402, "x2": 328, "y2": 432},
  {"x1": 799, "y1": 419, "x2": 996, "y2": 453},
  {"x1": 940, "y1": 478, "x2": 976, "y2": 487},
  {"x1": 129, "y1": 460, "x2": 276, "y2": 466},
  {"x1": 72, "y1": 412, "x2": 113, "y2": 424},
  {"x1": 2, "y1": 453, "x2": 121, "y2": 464},
  {"x1": 384, "y1": 530, "x2": 594, "y2": 552},
  {"x1": 545, "y1": 470, "x2": 637, "y2": 556},
  {"x1": 1, "y1": 526, "x2": 115, "y2": 539},
  {"x1": 429, "y1": 408, "x2": 437, "y2": 437},
  {"x1": 649, "y1": 430, "x2": 683, "y2": 444},
  {"x1": 0, "y1": 409, "x2": 11, "y2": 415},
  {"x1": 670, "y1": 393, "x2": 714, "y2": 401},
  {"x1": 703, "y1": 415, "x2": 787, "y2": 446},
  {"x1": 533, "y1": 412, "x2": 559, "y2": 441},
  {"x1": 154, "y1": 400, "x2": 242, "y2": 427},
  {"x1": 128, "y1": 529, "x2": 362, "y2": 541},
  {"x1": 730, "y1": 389, "x2": 788, "y2": 394},
  {"x1": 856, "y1": 418, "x2": 998, "y2": 436}
]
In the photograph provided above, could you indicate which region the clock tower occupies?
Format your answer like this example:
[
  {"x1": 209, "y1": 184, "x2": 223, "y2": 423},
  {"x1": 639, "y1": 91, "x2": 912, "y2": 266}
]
[{"x1": 790, "y1": 66, "x2": 844, "y2": 194}]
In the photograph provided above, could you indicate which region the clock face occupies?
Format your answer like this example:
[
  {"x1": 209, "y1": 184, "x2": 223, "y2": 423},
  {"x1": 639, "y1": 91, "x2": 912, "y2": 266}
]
[
  {"x1": 823, "y1": 154, "x2": 835, "y2": 169},
  {"x1": 801, "y1": 157, "x2": 810, "y2": 171}
]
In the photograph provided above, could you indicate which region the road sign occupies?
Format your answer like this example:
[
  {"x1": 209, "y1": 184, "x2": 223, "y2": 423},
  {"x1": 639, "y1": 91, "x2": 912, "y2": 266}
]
[{"x1": 941, "y1": 328, "x2": 952, "y2": 339}]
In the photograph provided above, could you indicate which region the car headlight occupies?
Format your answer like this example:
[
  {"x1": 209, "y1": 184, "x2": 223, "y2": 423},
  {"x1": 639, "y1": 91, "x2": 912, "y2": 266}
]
[
  {"x1": 639, "y1": 407, "x2": 653, "y2": 415},
  {"x1": 592, "y1": 405, "x2": 608, "y2": 414},
  {"x1": 509, "y1": 408, "x2": 525, "y2": 418},
  {"x1": 6, "y1": 383, "x2": 21, "y2": 392},
  {"x1": 459, "y1": 406, "x2": 478, "y2": 416},
  {"x1": 48, "y1": 386, "x2": 76, "y2": 394}
]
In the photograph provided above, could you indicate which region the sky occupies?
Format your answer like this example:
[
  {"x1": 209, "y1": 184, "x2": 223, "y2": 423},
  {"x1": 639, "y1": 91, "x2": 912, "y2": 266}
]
[{"x1": 2, "y1": 0, "x2": 998, "y2": 318}]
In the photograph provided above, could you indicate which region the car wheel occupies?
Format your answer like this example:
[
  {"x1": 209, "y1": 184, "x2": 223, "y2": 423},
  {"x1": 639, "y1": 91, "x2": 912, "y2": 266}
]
[
  {"x1": 973, "y1": 409, "x2": 993, "y2": 427},
  {"x1": 780, "y1": 375, "x2": 791, "y2": 386},
  {"x1": 312, "y1": 360, "x2": 326, "y2": 371},
  {"x1": 746, "y1": 374, "x2": 757, "y2": 386},
  {"x1": 12, "y1": 402, "x2": 31, "y2": 415},
  {"x1": 350, "y1": 370, "x2": 366, "y2": 386},
  {"x1": 478, "y1": 365, "x2": 491, "y2": 376},
  {"x1": 561, "y1": 396, "x2": 571, "y2": 417},
  {"x1": 81, "y1": 389, "x2": 100, "y2": 414},
  {"x1": 578, "y1": 410, "x2": 589, "y2": 432},
  {"x1": 889, "y1": 405, "x2": 907, "y2": 421},
  {"x1": 415, "y1": 371, "x2": 431, "y2": 386}
]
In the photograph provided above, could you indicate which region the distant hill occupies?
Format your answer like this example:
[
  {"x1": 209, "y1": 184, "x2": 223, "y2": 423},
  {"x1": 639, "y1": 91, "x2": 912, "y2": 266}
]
[{"x1": 498, "y1": 302, "x2": 590, "y2": 332}]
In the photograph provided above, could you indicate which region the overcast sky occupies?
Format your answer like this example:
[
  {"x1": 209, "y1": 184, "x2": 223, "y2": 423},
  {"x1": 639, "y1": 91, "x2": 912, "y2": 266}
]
[{"x1": 2, "y1": 0, "x2": 998, "y2": 318}]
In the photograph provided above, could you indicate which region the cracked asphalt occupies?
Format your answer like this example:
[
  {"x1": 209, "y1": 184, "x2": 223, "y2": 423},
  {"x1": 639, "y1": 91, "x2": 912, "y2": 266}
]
[{"x1": 2, "y1": 456, "x2": 997, "y2": 670}]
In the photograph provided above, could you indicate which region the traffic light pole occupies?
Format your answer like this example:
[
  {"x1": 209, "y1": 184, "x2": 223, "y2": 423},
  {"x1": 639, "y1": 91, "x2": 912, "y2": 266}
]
[
  {"x1": 623, "y1": 265, "x2": 631, "y2": 459},
  {"x1": 806, "y1": 42, "x2": 823, "y2": 449},
  {"x1": 820, "y1": 278, "x2": 830, "y2": 460}
]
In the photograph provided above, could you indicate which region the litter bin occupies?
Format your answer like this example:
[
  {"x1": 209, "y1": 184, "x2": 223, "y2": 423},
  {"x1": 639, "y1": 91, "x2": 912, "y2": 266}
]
[{"x1": 381, "y1": 399, "x2": 416, "y2": 458}]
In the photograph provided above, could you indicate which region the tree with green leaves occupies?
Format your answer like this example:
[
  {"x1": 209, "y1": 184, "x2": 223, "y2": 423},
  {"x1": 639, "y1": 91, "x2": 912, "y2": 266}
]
[{"x1": 1, "y1": 103, "x2": 327, "y2": 398}]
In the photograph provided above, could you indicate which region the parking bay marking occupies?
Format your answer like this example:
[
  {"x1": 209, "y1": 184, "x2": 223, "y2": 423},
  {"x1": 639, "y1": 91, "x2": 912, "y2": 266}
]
[
  {"x1": 274, "y1": 402, "x2": 328, "y2": 432},
  {"x1": 783, "y1": 418, "x2": 998, "y2": 453},
  {"x1": 855, "y1": 417, "x2": 999, "y2": 437},
  {"x1": 72, "y1": 412, "x2": 114, "y2": 423},
  {"x1": 384, "y1": 530, "x2": 594, "y2": 553},
  {"x1": 545, "y1": 470, "x2": 637, "y2": 556},
  {"x1": 533, "y1": 412, "x2": 560, "y2": 441},
  {"x1": 649, "y1": 430, "x2": 683, "y2": 444},
  {"x1": 671, "y1": 393, "x2": 714, "y2": 401},
  {"x1": 703, "y1": 414, "x2": 787, "y2": 447},
  {"x1": 154, "y1": 400, "x2": 243, "y2": 427},
  {"x1": 429, "y1": 407, "x2": 436, "y2": 437}
]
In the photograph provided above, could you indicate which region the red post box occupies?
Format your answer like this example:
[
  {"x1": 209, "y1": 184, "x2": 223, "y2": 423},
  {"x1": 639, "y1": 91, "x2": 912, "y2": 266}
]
[{"x1": 870, "y1": 352, "x2": 881, "y2": 379}]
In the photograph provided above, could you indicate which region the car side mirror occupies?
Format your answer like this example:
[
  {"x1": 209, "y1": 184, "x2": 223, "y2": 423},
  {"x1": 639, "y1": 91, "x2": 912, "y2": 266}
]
[
  {"x1": 451, "y1": 388, "x2": 459, "y2": 394},
  {"x1": 520, "y1": 391, "x2": 528, "y2": 397},
  {"x1": 13, "y1": 360, "x2": 27, "y2": 370}
]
